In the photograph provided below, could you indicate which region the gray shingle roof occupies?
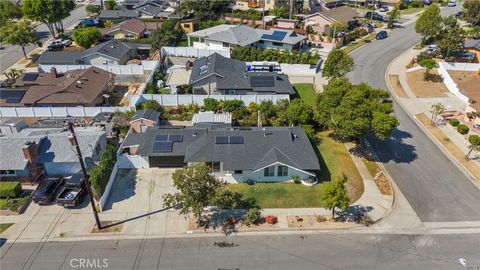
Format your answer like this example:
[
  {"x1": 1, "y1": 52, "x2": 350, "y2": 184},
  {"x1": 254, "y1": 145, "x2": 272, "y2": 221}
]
[
  {"x1": 206, "y1": 25, "x2": 261, "y2": 46},
  {"x1": 465, "y1": 39, "x2": 480, "y2": 50},
  {"x1": 98, "y1": 10, "x2": 139, "y2": 20},
  {"x1": 256, "y1": 28, "x2": 306, "y2": 45},
  {"x1": 122, "y1": 126, "x2": 320, "y2": 171},
  {"x1": 0, "y1": 136, "x2": 44, "y2": 170},
  {"x1": 131, "y1": 109, "x2": 161, "y2": 122}
]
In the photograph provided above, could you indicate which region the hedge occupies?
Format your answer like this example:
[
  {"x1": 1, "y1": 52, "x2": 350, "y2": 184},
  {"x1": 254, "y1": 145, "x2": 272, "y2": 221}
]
[
  {"x1": 457, "y1": 124, "x2": 470, "y2": 135},
  {"x1": 0, "y1": 182, "x2": 21, "y2": 199},
  {"x1": 449, "y1": 118, "x2": 460, "y2": 127},
  {"x1": 90, "y1": 144, "x2": 117, "y2": 200}
]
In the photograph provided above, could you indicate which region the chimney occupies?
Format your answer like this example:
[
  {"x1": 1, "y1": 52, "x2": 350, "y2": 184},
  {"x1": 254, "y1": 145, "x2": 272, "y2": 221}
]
[
  {"x1": 22, "y1": 141, "x2": 37, "y2": 162},
  {"x1": 50, "y1": 67, "x2": 58, "y2": 78}
]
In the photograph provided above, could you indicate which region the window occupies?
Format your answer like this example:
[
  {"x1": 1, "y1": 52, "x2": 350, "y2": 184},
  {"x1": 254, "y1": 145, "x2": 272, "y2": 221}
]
[
  {"x1": 222, "y1": 42, "x2": 230, "y2": 47},
  {"x1": 277, "y1": 165, "x2": 288, "y2": 177},
  {"x1": 210, "y1": 162, "x2": 221, "y2": 172},
  {"x1": 264, "y1": 166, "x2": 274, "y2": 177},
  {"x1": 234, "y1": 170, "x2": 243, "y2": 174},
  {"x1": 224, "y1": 90, "x2": 235, "y2": 95},
  {"x1": 0, "y1": 170, "x2": 15, "y2": 176},
  {"x1": 125, "y1": 34, "x2": 135, "y2": 38},
  {"x1": 258, "y1": 40, "x2": 264, "y2": 44},
  {"x1": 272, "y1": 42, "x2": 283, "y2": 47}
]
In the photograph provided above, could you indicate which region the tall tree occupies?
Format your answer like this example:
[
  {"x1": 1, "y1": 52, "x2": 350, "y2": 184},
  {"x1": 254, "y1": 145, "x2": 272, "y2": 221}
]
[
  {"x1": 105, "y1": 0, "x2": 116, "y2": 10},
  {"x1": 321, "y1": 175, "x2": 350, "y2": 219},
  {"x1": 415, "y1": 4, "x2": 442, "y2": 44},
  {"x1": 0, "y1": 21, "x2": 38, "y2": 58},
  {"x1": 163, "y1": 163, "x2": 226, "y2": 218},
  {"x1": 22, "y1": 0, "x2": 73, "y2": 37},
  {"x1": 0, "y1": 0, "x2": 22, "y2": 26},
  {"x1": 315, "y1": 77, "x2": 352, "y2": 128},
  {"x1": 72, "y1": 27, "x2": 101, "y2": 48},
  {"x1": 286, "y1": 99, "x2": 313, "y2": 125},
  {"x1": 270, "y1": 5, "x2": 288, "y2": 19},
  {"x1": 322, "y1": 46, "x2": 354, "y2": 79},
  {"x1": 386, "y1": 4, "x2": 400, "y2": 29},
  {"x1": 463, "y1": 0, "x2": 480, "y2": 26},
  {"x1": 181, "y1": 0, "x2": 231, "y2": 21},
  {"x1": 466, "y1": 135, "x2": 480, "y2": 160},
  {"x1": 436, "y1": 17, "x2": 465, "y2": 60},
  {"x1": 86, "y1": 4, "x2": 101, "y2": 16},
  {"x1": 429, "y1": 102, "x2": 445, "y2": 126},
  {"x1": 150, "y1": 19, "x2": 183, "y2": 50}
]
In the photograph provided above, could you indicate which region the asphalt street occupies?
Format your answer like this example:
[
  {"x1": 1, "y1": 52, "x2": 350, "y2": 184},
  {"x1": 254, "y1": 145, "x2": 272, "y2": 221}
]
[
  {"x1": 1, "y1": 233, "x2": 479, "y2": 270},
  {"x1": 0, "y1": 6, "x2": 87, "y2": 73},
  {"x1": 348, "y1": 6, "x2": 480, "y2": 222}
]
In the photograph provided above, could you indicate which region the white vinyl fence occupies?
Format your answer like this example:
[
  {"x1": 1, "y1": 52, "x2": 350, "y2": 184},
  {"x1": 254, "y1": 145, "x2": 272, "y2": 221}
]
[
  {"x1": 437, "y1": 62, "x2": 479, "y2": 104},
  {"x1": 129, "y1": 94, "x2": 290, "y2": 107},
  {"x1": 0, "y1": 106, "x2": 129, "y2": 118},
  {"x1": 99, "y1": 161, "x2": 119, "y2": 212},
  {"x1": 161, "y1": 47, "x2": 230, "y2": 59}
]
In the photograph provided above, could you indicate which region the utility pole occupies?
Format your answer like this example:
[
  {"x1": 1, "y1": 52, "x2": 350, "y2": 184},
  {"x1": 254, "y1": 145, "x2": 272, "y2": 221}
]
[
  {"x1": 262, "y1": 0, "x2": 266, "y2": 29},
  {"x1": 289, "y1": 0, "x2": 293, "y2": 19},
  {"x1": 68, "y1": 122, "x2": 102, "y2": 230}
]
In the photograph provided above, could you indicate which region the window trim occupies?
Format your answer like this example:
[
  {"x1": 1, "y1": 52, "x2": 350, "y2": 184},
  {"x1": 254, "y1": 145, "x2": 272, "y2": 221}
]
[
  {"x1": 277, "y1": 165, "x2": 288, "y2": 177},
  {"x1": 264, "y1": 166, "x2": 274, "y2": 177}
]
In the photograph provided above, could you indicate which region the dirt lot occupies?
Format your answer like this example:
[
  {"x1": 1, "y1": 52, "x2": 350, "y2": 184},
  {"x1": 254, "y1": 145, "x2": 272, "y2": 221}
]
[{"x1": 406, "y1": 69, "x2": 448, "y2": 98}]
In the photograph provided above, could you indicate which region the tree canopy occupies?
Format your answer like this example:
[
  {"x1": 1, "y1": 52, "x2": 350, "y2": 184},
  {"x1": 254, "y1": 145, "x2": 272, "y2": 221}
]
[
  {"x1": 72, "y1": 27, "x2": 101, "y2": 48},
  {"x1": 270, "y1": 5, "x2": 288, "y2": 19},
  {"x1": 463, "y1": 0, "x2": 480, "y2": 26},
  {"x1": 85, "y1": 4, "x2": 101, "y2": 16},
  {"x1": 436, "y1": 16, "x2": 464, "y2": 60},
  {"x1": 0, "y1": 0, "x2": 22, "y2": 26},
  {"x1": 105, "y1": 0, "x2": 116, "y2": 10},
  {"x1": 150, "y1": 19, "x2": 183, "y2": 50},
  {"x1": 415, "y1": 4, "x2": 442, "y2": 42},
  {"x1": 320, "y1": 175, "x2": 350, "y2": 218},
  {"x1": 0, "y1": 21, "x2": 38, "y2": 58},
  {"x1": 22, "y1": 0, "x2": 74, "y2": 37},
  {"x1": 322, "y1": 46, "x2": 354, "y2": 79},
  {"x1": 181, "y1": 0, "x2": 231, "y2": 20}
]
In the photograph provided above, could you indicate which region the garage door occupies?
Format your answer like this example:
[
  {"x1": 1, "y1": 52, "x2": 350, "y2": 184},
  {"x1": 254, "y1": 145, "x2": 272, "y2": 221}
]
[{"x1": 149, "y1": 156, "x2": 185, "y2": 167}]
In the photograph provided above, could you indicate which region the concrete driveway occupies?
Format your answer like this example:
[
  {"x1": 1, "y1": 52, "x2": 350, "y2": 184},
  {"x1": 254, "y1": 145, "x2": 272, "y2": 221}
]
[{"x1": 100, "y1": 168, "x2": 187, "y2": 235}]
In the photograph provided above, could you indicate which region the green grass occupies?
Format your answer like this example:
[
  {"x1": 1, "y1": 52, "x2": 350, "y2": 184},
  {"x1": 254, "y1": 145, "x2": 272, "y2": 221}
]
[
  {"x1": 159, "y1": 87, "x2": 170, "y2": 94},
  {"x1": 293, "y1": 83, "x2": 317, "y2": 105},
  {"x1": 176, "y1": 35, "x2": 199, "y2": 47},
  {"x1": 229, "y1": 183, "x2": 327, "y2": 208},
  {"x1": 343, "y1": 33, "x2": 376, "y2": 54},
  {"x1": 0, "y1": 196, "x2": 30, "y2": 211},
  {"x1": 0, "y1": 199, "x2": 7, "y2": 209},
  {"x1": 401, "y1": 7, "x2": 424, "y2": 15},
  {"x1": 0, "y1": 223, "x2": 13, "y2": 234},
  {"x1": 362, "y1": 158, "x2": 379, "y2": 177}
]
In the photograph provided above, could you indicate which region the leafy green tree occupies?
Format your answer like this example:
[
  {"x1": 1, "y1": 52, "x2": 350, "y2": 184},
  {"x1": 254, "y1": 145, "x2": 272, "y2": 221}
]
[
  {"x1": 0, "y1": 0, "x2": 22, "y2": 26},
  {"x1": 436, "y1": 17, "x2": 465, "y2": 60},
  {"x1": 105, "y1": 0, "x2": 116, "y2": 10},
  {"x1": 150, "y1": 19, "x2": 183, "y2": 50},
  {"x1": 258, "y1": 100, "x2": 277, "y2": 120},
  {"x1": 463, "y1": 0, "x2": 480, "y2": 26},
  {"x1": 221, "y1": 99, "x2": 244, "y2": 112},
  {"x1": 320, "y1": 175, "x2": 350, "y2": 219},
  {"x1": 138, "y1": 99, "x2": 164, "y2": 117},
  {"x1": 89, "y1": 144, "x2": 117, "y2": 199},
  {"x1": 386, "y1": 4, "x2": 400, "y2": 29},
  {"x1": 466, "y1": 135, "x2": 480, "y2": 160},
  {"x1": 429, "y1": 102, "x2": 445, "y2": 125},
  {"x1": 322, "y1": 46, "x2": 354, "y2": 79},
  {"x1": 419, "y1": 58, "x2": 439, "y2": 81},
  {"x1": 270, "y1": 5, "x2": 288, "y2": 19},
  {"x1": 86, "y1": 4, "x2": 101, "y2": 16},
  {"x1": 22, "y1": 0, "x2": 74, "y2": 37},
  {"x1": 0, "y1": 22, "x2": 38, "y2": 58},
  {"x1": 315, "y1": 77, "x2": 352, "y2": 128},
  {"x1": 203, "y1": 98, "x2": 220, "y2": 112},
  {"x1": 243, "y1": 207, "x2": 261, "y2": 226},
  {"x1": 72, "y1": 27, "x2": 101, "y2": 48},
  {"x1": 163, "y1": 163, "x2": 226, "y2": 218},
  {"x1": 181, "y1": 0, "x2": 231, "y2": 20},
  {"x1": 415, "y1": 4, "x2": 442, "y2": 44},
  {"x1": 286, "y1": 99, "x2": 312, "y2": 125}
]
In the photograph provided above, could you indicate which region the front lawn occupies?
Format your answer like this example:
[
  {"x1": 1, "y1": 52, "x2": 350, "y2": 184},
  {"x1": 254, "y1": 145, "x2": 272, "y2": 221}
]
[
  {"x1": 0, "y1": 223, "x2": 13, "y2": 234},
  {"x1": 293, "y1": 83, "x2": 316, "y2": 105}
]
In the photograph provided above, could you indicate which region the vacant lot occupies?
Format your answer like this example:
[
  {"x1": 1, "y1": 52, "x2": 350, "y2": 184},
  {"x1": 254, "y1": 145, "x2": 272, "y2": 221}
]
[
  {"x1": 293, "y1": 83, "x2": 317, "y2": 105},
  {"x1": 406, "y1": 69, "x2": 448, "y2": 98}
]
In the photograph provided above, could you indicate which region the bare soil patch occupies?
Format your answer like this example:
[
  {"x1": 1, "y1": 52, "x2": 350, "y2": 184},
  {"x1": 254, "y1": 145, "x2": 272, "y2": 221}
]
[
  {"x1": 389, "y1": 75, "x2": 409, "y2": 98},
  {"x1": 373, "y1": 172, "x2": 392, "y2": 195},
  {"x1": 406, "y1": 69, "x2": 448, "y2": 98},
  {"x1": 91, "y1": 221, "x2": 123, "y2": 233}
]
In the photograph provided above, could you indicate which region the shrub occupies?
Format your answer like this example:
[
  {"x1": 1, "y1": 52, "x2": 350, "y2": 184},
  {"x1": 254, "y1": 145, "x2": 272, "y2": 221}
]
[
  {"x1": 203, "y1": 98, "x2": 220, "y2": 112},
  {"x1": 292, "y1": 176, "x2": 301, "y2": 184},
  {"x1": 243, "y1": 207, "x2": 261, "y2": 226},
  {"x1": 354, "y1": 27, "x2": 368, "y2": 37},
  {"x1": 0, "y1": 182, "x2": 21, "y2": 199},
  {"x1": 221, "y1": 99, "x2": 244, "y2": 112},
  {"x1": 449, "y1": 118, "x2": 460, "y2": 127},
  {"x1": 457, "y1": 124, "x2": 470, "y2": 135},
  {"x1": 469, "y1": 135, "x2": 480, "y2": 145},
  {"x1": 265, "y1": 215, "x2": 277, "y2": 224},
  {"x1": 137, "y1": 100, "x2": 164, "y2": 118},
  {"x1": 90, "y1": 144, "x2": 117, "y2": 199},
  {"x1": 316, "y1": 215, "x2": 327, "y2": 222}
]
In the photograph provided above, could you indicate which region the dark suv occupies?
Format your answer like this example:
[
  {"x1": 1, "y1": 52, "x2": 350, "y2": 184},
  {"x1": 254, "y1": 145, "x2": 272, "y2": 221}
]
[
  {"x1": 32, "y1": 177, "x2": 64, "y2": 205},
  {"x1": 365, "y1": 12, "x2": 384, "y2": 21}
]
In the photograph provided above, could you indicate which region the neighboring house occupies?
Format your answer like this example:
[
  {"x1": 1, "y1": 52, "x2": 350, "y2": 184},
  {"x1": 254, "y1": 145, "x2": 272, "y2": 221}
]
[
  {"x1": 98, "y1": 10, "x2": 140, "y2": 20},
  {"x1": 0, "y1": 127, "x2": 107, "y2": 181},
  {"x1": 5, "y1": 67, "x2": 115, "y2": 107},
  {"x1": 101, "y1": 19, "x2": 147, "y2": 40},
  {"x1": 303, "y1": 6, "x2": 358, "y2": 35},
  {"x1": 187, "y1": 24, "x2": 306, "y2": 51},
  {"x1": 189, "y1": 53, "x2": 295, "y2": 95},
  {"x1": 179, "y1": 18, "x2": 199, "y2": 33},
  {"x1": 465, "y1": 39, "x2": 480, "y2": 63},
  {"x1": 37, "y1": 40, "x2": 151, "y2": 65},
  {"x1": 130, "y1": 109, "x2": 161, "y2": 133},
  {"x1": 235, "y1": 0, "x2": 284, "y2": 10},
  {"x1": 0, "y1": 118, "x2": 27, "y2": 135},
  {"x1": 119, "y1": 126, "x2": 320, "y2": 182}
]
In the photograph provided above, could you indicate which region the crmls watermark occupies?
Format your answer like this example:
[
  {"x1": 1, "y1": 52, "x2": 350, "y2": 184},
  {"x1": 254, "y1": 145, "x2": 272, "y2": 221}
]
[{"x1": 70, "y1": 258, "x2": 109, "y2": 268}]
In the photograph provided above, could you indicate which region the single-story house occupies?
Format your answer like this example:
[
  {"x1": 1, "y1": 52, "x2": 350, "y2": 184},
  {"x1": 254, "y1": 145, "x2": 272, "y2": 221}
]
[
  {"x1": 119, "y1": 126, "x2": 320, "y2": 182},
  {"x1": 101, "y1": 19, "x2": 147, "y2": 39},
  {"x1": 465, "y1": 39, "x2": 480, "y2": 63},
  {"x1": 8, "y1": 67, "x2": 115, "y2": 107},
  {"x1": 303, "y1": 6, "x2": 358, "y2": 35},
  {"x1": 130, "y1": 109, "x2": 161, "y2": 133},
  {"x1": 98, "y1": 9, "x2": 140, "y2": 20},
  {"x1": 189, "y1": 53, "x2": 295, "y2": 95},
  {"x1": 0, "y1": 127, "x2": 107, "y2": 181},
  {"x1": 187, "y1": 24, "x2": 306, "y2": 51},
  {"x1": 37, "y1": 40, "x2": 151, "y2": 65}
]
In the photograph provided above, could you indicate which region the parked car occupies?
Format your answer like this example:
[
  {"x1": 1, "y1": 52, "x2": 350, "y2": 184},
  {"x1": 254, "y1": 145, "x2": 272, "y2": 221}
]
[
  {"x1": 473, "y1": 124, "x2": 480, "y2": 129},
  {"x1": 427, "y1": 44, "x2": 437, "y2": 52},
  {"x1": 365, "y1": 12, "x2": 384, "y2": 21},
  {"x1": 53, "y1": 38, "x2": 72, "y2": 47},
  {"x1": 448, "y1": 1, "x2": 456, "y2": 7},
  {"x1": 376, "y1": 30, "x2": 388, "y2": 40},
  {"x1": 56, "y1": 174, "x2": 86, "y2": 208},
  {"x1": 47, "y1": 42, "x2": 64, "y2": 51},
  {"x1": 379, "y1": 6, "x2": 389, "y2": 12},
  {"x1": 455, "y1": 10, "x2": 463, "y2": 18},
  {"x1": 32, "y1": 177, "x2": 64, "y2": 205},
  {"x1": 424, "y1": 0, "x2": 432, "y2": 5}
]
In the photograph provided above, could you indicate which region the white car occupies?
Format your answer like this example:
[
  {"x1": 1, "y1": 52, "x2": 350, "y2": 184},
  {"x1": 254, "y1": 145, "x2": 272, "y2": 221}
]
[
  {"x1": 448, "y1": 0, "x2": 456, "y2": 7},
  {"x1": 53, "y1": 38, "x2": 72, "y2": 47}
]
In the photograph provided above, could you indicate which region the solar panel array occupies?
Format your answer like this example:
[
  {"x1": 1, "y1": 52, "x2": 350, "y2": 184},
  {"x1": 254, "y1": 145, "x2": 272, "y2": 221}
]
[
  {"x1": 261, "y1": 31, "x2": 287, "y2": 41},
  {"x1": 0, "y1": 90, "x2": 26, "y2": 104},
  {"x1": 250, "y1": 76, "x2": 275, "y2": 87},
  {"x1": 23, "y1": 73, "x2": 39, "y2": 81},
  {"x1": 215, "y1": 136, "x2": 244, "y2": 144},
  {"x1": 152, "y1": 134, "x2": 184, "y2": 153}
]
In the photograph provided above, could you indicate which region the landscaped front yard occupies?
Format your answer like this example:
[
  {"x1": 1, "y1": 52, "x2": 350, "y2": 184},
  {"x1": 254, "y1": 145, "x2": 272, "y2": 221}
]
[{"x1": 293, "y1": 83, "x2": 317, "y2": 105}]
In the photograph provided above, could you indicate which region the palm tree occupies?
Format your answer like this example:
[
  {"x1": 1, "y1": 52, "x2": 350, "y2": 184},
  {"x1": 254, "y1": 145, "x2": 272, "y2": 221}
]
[
  {"x1": 430, "y1": 102, "x2": 445, "y2": 126},
  {"x1": 465, "y1": 143, "x2": 480, "y2": 160},
  {"x1": 270, "y1": 5, "x2": 288, "y2": 19}
]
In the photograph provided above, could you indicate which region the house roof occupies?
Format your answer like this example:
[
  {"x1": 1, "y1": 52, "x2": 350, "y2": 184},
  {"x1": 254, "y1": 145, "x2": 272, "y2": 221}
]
[
  {"x1": 187, "y1": 24, "x2": 237, "y2": 38},
  {"x1": 98, "y1": 9, "x2": 139, "y2": 20},
  {"x1": 122, "y1": 126, "x2": 320, "y2": 171},
  {"x1": 0, "y1": 128, "x2": 106, "y2": 170},
  {"x1": 136, "y1": 4, "x2": 163, "y2": 16},
  {"x1": 207, "y1": 25, "x2": 261, "y2": 46},
  {"x1": 131, "y1": 109, "x2": 161, "y2": 122},
  {"x1": 0, "y1": 88, "x2": 28, "y2": 106},
  {"x1": 256, "y1": 28, "x2": 306, "y2": 45},
  {"x1": 305, "y1": 6, "x2": 358, "y2": 23},
  {"x1": 100, "y1": 19, "x2": 146, "y2": 36},
  {"x1": 189, "y1": 53, "x2": 295, "y2": 95},
  {"x1": 14, "y1": 67, "x2": 114, "y2": 105},
  {"x1": 465, "y1": 39, "x2": 480, "y2": 50}
]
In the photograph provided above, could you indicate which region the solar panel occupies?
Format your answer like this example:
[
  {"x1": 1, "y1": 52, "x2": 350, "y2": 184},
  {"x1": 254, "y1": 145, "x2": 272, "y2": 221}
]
[
  {"x1": 168, "y1": 134, "x2": 183, "y2": 142},
  {"x1": 152, "y1": 141, "x2": 173, "y2": 153},
  {"x1": 215, "y1": 136, "x2": 229, "y2": 144},
  {"x1": 261, "y1": 31, "x2": 287, "y2": 41},
  {"x1": 229, "y1": 136, "x2": 244, "y2": 144},
  {"x1": 155, "y1": 135, "x2": 168, "y2": 142},
  {"x1": 23, "y1": 73, "x2": 39, "y2": 81},
  {"x1": 0, "y1": 90, "x2": 26, "y2": 103},
  {"x1": 250, "y1": 76, "x2": 275, "y2": 87}
]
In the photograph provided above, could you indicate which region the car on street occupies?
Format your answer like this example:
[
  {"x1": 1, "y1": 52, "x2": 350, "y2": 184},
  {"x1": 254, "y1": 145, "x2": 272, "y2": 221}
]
[
  {"x1": 455, "y1": 10, "x2": 463, "y2": 18},
  {"x1": 423, "y1": 0, "x2": 432, "y2": 5},
  {"x1": 379, "y1": 6, "x2": 389, "y2": 12},
  {"x1": 473, "y1": 124, "x2": 480, "y2": 129},
  {"x1": 376, "y1": 30, "x2": 388, "y2": 40},
  {"x1": 54, "y1": 38, "x2": 72, "y2": 47},
  {"x1": 32, "y1": 177, "x2": 64, "y2": 205},
  {"x1": 365, "y1": 12, "x2": 384, "y2": 21},
  {"x1": 448, "y1": 0, "x2": 456, "y2": 7},
  {"x1": 47, "y1": 42, "x2": 65, "y2": 51}
]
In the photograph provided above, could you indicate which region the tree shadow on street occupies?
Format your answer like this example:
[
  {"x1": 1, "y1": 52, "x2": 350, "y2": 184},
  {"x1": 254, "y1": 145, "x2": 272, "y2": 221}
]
[{"x1": 368, "y1": 128, "x2": 418, "y2": 164}]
